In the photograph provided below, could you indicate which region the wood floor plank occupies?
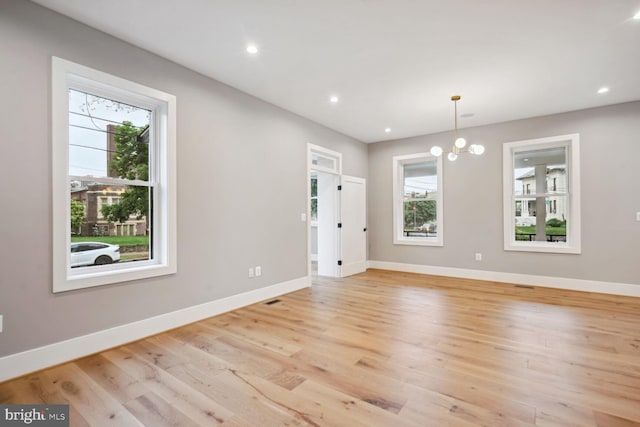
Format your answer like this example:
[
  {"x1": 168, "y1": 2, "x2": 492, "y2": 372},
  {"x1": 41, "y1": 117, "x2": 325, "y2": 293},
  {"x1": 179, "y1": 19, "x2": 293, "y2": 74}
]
[
  {"x1": 201, "y1": 313, "x2": 303, "y2": 356},
  {"x1": 75, "y1": 354, "x2": 148, "y2": 404},
  {"x1": 1, "y1": 269, "x2": 640, "y2": 426},
  {"x1": 165, "y1": 364, "x2": 307, "y2": 426},
  {"x1": 146, "y1": 334, "x2": 232, "y2": 374},
  {"x1": 593, "y1": 411, "x2": 640, "y2": 427},
  {"x1": 101, "y1": 347, "x2": 234, "y2": 425},
  {"x1": 292, "y1": 378, "x2": 420, "y2": 427},
  {"x1": 123, "y1": 391, "x2": 201, "y2": 427},
  {"x1": 42, "y1": 363, "x2": 144, "y2": 426},
  {"x1": 0, "y1": 372, "x2": 92, "y2": 426},
  {"x1": 290, "y1": 348, "x2": 408, "y2": 414},
  {"x1": 0, "y1": 374, "x2": 50, "y2": 404},
  {"x1": 356, "y1": 354, "x2": 538, "y2": 425},
  {"x1": 399, "y1": 390, "x2": 536, "y2": 427}
]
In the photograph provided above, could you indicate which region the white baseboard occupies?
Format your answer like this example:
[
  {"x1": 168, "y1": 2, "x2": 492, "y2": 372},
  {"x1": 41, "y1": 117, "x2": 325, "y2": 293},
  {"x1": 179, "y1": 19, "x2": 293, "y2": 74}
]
[
  {"x1": 0, "y1": 276, "x2": 310, "y2": 383},
  {"x1": 367, "y1": 260, "x2": 640, "y2": 298}
]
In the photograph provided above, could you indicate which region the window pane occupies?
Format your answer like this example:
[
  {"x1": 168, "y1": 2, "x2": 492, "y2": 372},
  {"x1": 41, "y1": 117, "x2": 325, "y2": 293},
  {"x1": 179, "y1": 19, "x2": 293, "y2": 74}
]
[
  {"x1": 68, "y1": 89, "x2": 152, "y2": 268},
  {"x1": 69, "y1": 184, "x2": 152, "y2": 268},
  {"x1": 403, "y1": 160, "x2": 437, "y2": 200},
  {"x1": 402, "y1": 159, "x2": 438, "y2": 237},
  {"x1": 513, "y1": 147, "x2": 566, "y2": 195},
  {"x1": 310, "y1": 176, "x2": 317, "y2": 221},
  {"x1": 68, "y1": 89, "x2": 151, "y2": 180},
  {"x1": 515, "y1": 200, "x2": 522, "y2": 216},
  {"x1": 311, "y1": 153, "x2": 335, "y2": 170},
  {"x1": 403, "y1": 200, "x2": 437, "y2": 236},
  {"x1": 514, "y1": 196, "x2": 567, "y2": 242}
]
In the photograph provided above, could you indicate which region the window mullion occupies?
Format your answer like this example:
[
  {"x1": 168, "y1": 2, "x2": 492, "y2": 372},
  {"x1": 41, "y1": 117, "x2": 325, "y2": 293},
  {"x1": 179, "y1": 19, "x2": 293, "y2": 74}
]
[{"x1": 69, "y1": 175, "x2": 151, "y2": 187}]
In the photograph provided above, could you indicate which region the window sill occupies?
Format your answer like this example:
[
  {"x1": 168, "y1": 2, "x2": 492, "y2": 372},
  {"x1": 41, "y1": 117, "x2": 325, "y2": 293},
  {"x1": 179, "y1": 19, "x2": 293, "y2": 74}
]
[
  {"x1": 504, "y1": 241, "x2": 581, "y2": 254},
  {"x1": 54, "y1": 261, "x2": 177, "y2": 293},
  {"x1": 394, "y1": 238, "x2": 443, "y2": 247}
]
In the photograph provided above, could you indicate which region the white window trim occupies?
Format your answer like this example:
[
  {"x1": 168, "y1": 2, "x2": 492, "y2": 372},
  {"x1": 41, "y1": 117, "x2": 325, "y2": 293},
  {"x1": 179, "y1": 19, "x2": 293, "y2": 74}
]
[
  {"x1": 52, "y1": 57, "x2": 177, "y2": 292},
  {"x1": 502, "y1": 134, "x2": 581, "y2": 254},
  {"x1": 393, "y1": 152, "x2": 444, "y2": 246}
]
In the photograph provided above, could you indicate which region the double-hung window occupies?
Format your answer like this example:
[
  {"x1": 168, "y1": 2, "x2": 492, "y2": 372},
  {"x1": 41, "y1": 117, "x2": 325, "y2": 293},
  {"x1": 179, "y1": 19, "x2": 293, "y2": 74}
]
[
  {"x1": 503, "y1": 134, "x2": 580, "y2": 254},
  {"x1": 52, "y1": 57, "x2": 176, "y2": 292},
  {"x1": 393, "y1": 153, "x2": 443, "y2": 246}
]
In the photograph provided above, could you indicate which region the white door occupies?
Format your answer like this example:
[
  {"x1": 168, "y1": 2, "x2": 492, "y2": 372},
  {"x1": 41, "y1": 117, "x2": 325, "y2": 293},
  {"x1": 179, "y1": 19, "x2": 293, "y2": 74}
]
[
  {"x1": 316, "y1": 172, "x2": 339, "y2": 277},
  {"x1": 339, "y1": 175, "x2": 367, "y2": 277}
]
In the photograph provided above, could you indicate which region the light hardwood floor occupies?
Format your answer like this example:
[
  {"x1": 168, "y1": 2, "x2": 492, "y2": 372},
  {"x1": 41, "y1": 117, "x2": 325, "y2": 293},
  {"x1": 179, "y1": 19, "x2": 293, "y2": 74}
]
[{"x1": 2, "y1": 269, "x2": 640, "y2": 426}]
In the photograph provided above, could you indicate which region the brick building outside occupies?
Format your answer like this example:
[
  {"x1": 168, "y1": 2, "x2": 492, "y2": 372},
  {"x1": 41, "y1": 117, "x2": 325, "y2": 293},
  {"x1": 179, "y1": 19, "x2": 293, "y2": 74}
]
[{"x1": 70, "y1": 124, "x2": 147, "y2": 237}]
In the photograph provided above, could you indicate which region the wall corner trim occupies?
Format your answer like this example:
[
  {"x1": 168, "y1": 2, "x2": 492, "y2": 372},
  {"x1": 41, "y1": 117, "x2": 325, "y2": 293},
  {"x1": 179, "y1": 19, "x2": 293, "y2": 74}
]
[
  {"x1": 0, "y1": 276, "x2": 309, "y2": 383},
  {"x1": 367, "y1": 261, "x2": 640, "y2": 298}
]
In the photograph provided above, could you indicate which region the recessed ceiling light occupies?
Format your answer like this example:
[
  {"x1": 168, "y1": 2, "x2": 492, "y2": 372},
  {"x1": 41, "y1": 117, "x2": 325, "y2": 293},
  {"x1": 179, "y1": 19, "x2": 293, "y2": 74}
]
[
  {"x1": 634, "y1": 11, "x2": 640, "y2": 19},
  {"x1": 523, "y1": 158, "x2": 529, "y2": 162},
  {"x1": 384, "y1": 128, "x2": 391, "y2": 133},
  {"x1": 597, "y1": 87, "x2": 609, "y2": 94},
  {"x1": 246, "y1": 44, "x2": 258, "y2": 54},
  {"x1": 329, "y1": 95, "x2": 339, "y2": 103}
]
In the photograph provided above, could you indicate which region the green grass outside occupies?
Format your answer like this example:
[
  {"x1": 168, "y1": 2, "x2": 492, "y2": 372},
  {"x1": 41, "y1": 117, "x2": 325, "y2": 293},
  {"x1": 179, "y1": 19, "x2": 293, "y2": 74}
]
[
  {"x1": 515, "y1": 226, "x2": 566, "y2": 236},
  {"x1": 120, "y1": 253, "x2": 150, "y2": 262},
  {"x1": 70, "y1": 235, "x2": 149, "y2": 246}
]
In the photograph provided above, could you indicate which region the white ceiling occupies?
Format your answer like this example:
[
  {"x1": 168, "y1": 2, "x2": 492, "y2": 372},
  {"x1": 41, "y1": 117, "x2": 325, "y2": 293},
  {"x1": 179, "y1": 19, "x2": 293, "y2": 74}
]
[{"x1": 32, "y1": 0, "x2": 640, "y2": 143}]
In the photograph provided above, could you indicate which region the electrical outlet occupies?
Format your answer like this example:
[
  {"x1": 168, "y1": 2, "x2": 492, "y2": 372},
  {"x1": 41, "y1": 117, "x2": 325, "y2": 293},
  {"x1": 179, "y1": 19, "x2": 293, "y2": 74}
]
[
  {"x1": 301, "y1": 213, "x2": 307, "y2": 222},
  {"x1": 255, "y1": 266, "x2": 262, "y2": 277},
  {"x1": 475, "y1": 253, "x2": 482, "y2": 261},
  {"x1": 636, "y1": 211, "x2": 640, "y2": 222},
  {"x1": 0, "y1": 315, "x2": 3, "y2": 333},
  {"x1": 248, "y1": 267, "x2": 254, "y2": 278}
]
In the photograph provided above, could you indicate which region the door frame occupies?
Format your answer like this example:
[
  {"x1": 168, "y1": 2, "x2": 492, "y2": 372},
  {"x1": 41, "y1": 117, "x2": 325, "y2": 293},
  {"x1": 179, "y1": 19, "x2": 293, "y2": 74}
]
[{"x1": 307, "y1": 144, "x2": 342, "y2": 280}]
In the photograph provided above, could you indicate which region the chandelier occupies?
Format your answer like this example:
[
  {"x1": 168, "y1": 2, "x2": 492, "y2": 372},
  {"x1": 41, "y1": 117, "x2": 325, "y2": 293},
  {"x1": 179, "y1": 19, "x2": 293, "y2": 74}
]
[{"x1": 430, "y1": 95, "x2": 484, "y2": 161}]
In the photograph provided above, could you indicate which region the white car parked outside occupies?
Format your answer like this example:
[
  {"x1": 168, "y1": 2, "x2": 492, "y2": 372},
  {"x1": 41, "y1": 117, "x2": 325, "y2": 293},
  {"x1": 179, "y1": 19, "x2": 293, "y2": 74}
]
[{"x1": 70, "y1": 242, "x2": 120, "y2": 267}]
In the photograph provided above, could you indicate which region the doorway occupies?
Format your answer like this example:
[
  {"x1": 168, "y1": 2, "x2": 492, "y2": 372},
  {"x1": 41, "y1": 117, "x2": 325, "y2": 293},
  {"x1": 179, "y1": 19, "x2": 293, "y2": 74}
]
[
  {"x1": 312, "y1": 170, "x2": 340, "y2": 276},
  {"x1": 308, "y1": 144, "x2": 366, "y2": 279}
]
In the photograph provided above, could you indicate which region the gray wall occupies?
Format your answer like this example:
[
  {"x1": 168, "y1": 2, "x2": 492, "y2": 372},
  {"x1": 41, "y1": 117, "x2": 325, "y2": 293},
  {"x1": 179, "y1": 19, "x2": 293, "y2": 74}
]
[
  {"x1": 1, "y1": 0, "x2": 637, "y2": 362},
  {"x1": 0, "y1": 0, "x2": 367, "y2": 357},
  {"x1": 368, "y1": 101, "x2": 640, "y2": 285}
]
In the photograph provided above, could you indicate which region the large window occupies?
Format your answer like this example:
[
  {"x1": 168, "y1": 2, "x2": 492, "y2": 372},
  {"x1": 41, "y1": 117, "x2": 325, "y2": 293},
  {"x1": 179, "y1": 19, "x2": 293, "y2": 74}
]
[
  {"x1": 503, "y1": 134, "x2": 580, "y2": 254},
  {"x1": 52, "y1": 57, "x2": 176, "y2": 292},
  {"x1": 393, "y1": 153, "x2": 443, "y2": 246}
]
